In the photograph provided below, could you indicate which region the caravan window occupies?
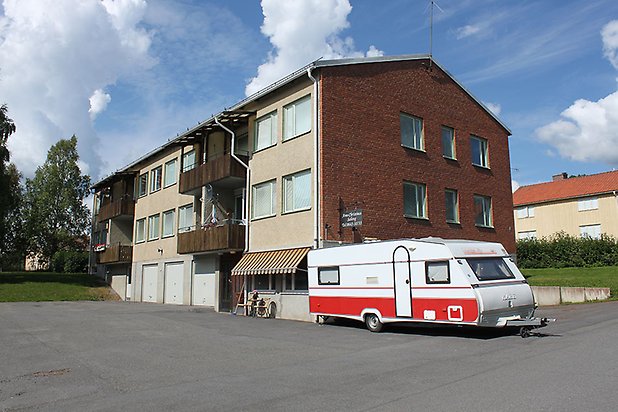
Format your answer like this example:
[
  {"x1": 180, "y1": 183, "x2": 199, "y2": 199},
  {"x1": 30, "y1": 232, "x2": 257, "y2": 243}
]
[
  {"x1": 466, "y1": 258, "x2": 514, "y2": 281},
  {"x1": 318, "y1": 267, "x2": 340, "y2": 285},
  {"x1": 426, "y1": 261, "x2": 450, "y2": 284}
]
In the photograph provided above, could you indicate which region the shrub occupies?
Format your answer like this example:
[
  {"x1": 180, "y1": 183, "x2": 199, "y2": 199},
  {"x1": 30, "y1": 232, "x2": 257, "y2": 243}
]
[
  {"x1": 50, "y1": 250, "x2": 89, "y2": 273},
  {"x1": 516, "y1": 232, "x2": 618, "y2": 268}
]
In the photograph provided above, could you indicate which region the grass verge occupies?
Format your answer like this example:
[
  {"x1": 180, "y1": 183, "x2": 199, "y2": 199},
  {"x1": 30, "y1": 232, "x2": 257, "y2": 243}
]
[
  {"x1": 522, "y1": 266, "x2": 618, "y2": 298},
  {"x1": 0, "y1": 272, "x2": 119, "y2": 302}
]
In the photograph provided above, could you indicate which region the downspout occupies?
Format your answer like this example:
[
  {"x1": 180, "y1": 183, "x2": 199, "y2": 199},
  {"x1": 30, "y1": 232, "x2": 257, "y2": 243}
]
[{"x1": 307, "y1": 67, "x2": 320, "y2": 249}]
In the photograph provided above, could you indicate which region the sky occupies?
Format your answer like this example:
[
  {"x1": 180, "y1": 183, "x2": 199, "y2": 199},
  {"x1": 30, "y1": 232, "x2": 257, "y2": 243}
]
[{"x1": 1, "y1": 0, "x2": 618, "y2": 191}]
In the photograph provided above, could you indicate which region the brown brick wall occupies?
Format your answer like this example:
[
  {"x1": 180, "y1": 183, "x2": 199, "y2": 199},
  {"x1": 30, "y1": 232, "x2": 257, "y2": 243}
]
[{"x1": 319, "y1": 59, "x2": 516, "y2": 253}]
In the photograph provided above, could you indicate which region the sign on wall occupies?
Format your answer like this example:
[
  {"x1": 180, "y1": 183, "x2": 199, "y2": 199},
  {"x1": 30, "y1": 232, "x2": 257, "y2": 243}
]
[{"x1": 341, "y1": 209, "x2": 363, "y2": 228}]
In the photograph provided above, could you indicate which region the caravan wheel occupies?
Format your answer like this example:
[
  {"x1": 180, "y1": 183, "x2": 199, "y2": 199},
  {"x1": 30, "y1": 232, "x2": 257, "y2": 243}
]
[{"x1": 365, "y1": 313, "x2": 384, "y2": 333}]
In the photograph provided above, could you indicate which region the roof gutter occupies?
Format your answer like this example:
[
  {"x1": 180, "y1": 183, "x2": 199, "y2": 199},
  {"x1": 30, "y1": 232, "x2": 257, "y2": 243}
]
[{"x1": 307, "y1": 67, "x2": 320, "y2": 250}]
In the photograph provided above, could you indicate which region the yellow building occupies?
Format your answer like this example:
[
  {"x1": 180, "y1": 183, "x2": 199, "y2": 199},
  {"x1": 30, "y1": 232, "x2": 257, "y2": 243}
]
[{"x1": 513, "y1": 171, "x2": 618, "y2": 240}]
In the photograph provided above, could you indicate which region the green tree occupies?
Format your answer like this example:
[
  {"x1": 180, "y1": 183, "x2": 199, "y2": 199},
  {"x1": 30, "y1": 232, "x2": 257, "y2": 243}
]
[{"x1": 23, "y1": 136, "x2": 91, "y2": 263}]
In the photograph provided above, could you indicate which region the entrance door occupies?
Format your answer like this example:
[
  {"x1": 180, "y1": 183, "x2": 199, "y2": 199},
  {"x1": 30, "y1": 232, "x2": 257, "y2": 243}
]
[
  {"x1": 164, "y1": 262, "x2": 184, "y2": 304},
  {"x1": 393, "y1": 246, "x2": 412, "y2": 317}
]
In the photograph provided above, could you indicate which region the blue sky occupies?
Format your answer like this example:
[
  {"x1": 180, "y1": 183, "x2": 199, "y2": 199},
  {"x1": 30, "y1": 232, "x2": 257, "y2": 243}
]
[{"x1": 1, "y1": 0, "x2": 618, "y2": 190}]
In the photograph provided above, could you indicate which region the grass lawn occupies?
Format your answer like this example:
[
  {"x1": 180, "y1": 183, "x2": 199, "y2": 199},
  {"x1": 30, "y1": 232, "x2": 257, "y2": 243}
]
[
  {"x1": 522, "y1": 266, "x2": 618, "y2": 298},
  {"x1": 0, "y1": 272, "x2": 119, "y2": 302}
]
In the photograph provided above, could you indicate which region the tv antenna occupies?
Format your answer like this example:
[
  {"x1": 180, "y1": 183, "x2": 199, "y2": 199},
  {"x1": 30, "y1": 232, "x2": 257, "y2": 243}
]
[{"x1": 427, "y1": 0, "x2": 443, "y2": 70}]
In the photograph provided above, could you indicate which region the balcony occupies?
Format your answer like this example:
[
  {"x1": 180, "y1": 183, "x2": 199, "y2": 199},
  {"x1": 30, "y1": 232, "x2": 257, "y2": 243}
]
[
  {"x1": 179, "y1": 153, "x2": 248, "y2": 194},
  {"x1": 177, "y1": 222, "x2": 245, "y2": 254},
  {"x1": 97, "y1": 198, "x2": 135, "y2": 222},
  {"x1": 96, "y1": 243, "x2": 133, "y2": 264}
]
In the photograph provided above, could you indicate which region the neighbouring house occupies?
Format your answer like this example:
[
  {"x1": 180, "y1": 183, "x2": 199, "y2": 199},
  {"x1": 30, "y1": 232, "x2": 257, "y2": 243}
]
[
  {"x1": 90, "y1": 54, "x2": 516, "y2": 321},
  {"x1": 513, "y1": 171, "x2": 618, "y2": 240}
]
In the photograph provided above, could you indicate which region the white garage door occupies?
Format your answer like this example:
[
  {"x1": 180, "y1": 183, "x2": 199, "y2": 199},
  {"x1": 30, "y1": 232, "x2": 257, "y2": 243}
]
[
  {"x1": 193, "y1": 274, "x2": 215, "y2": 306},
  {"x1": 164, "y1": 262, "x2": 184, "y2": 305},
  {"x1": 142, "y1": 264, "x2": 158, "y2": 303}
]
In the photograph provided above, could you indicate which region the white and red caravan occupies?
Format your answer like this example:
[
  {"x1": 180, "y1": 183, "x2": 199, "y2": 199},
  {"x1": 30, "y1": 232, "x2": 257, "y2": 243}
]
[{"x1": 308, "y1": 238, "x2": 549, "y2": 334}]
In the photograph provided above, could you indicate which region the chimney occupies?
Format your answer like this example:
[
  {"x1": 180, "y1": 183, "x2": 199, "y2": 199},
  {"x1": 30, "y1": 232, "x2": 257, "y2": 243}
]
[{"x1": 552, "y1": 172, "x2": 568, "y2": 181}]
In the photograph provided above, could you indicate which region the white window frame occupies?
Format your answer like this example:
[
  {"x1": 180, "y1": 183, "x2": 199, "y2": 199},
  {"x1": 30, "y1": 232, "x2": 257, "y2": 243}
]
[
  {"x1": 150, "y1": 166, "x2": 162, "y2": 193},
  {"x1": 164, "y1": 158, "x2": 177, "y2": 188},
  {"x1": 578, "y1": 197, "x2": 599, "y2": 211},
  {"x1": 518, "y1": 231, "x2": 537, "y2": 240},
  {"x1": 474, "y1": 195, "x2": 493, "y2": 228},
  {"x1": 403, "y1": 181, "x2": 427, "y2": 219},
  {"x1": 470, "y1": 135, "x2": 489, "y2": 168},
  {"x1": 580, "y1": 224, "x2": 601, "y2": 239},
  {"x1": 252, "y1": 179, "x2": 276, "y2": 220},
  {"x1": 148, "y1": 213, "x2": 160, "y2": 240},
  {"x1": 445, "y1": 189, "x2": 459, "y2": 223},
  {"x1": 135, "y1": 218, "x2": 146, "y2": 243},
  {"x1": 441, "y1": 126, "x2": 456, "y2": 159},
  {"x1": 400, "y1": 113, "x2": 424, "y2": 151},
  {"x1": 516, "y1": 206, "x2": 535, "y2": 219},
  {"x1": 182, "y1": 149, "x2": 197, "y2": 172},
  {"x1": 283, "y1": 95, "x2": 311, "y2": 141},
  {"x1": 254, "y1": 111, "x2": 277, "y2": 152},
  {"x1": 282, "y1": 169, "x2": 311, "y2": 214},
  {"x1": 178, "y1": 203, "x2": 194, "y2": 233},
  {"x1": 162, "y1": 209, "x2": 175, "y2": 238},
  {"x1": 137, "y1": 173, "x2": 148, "y2": 197}
]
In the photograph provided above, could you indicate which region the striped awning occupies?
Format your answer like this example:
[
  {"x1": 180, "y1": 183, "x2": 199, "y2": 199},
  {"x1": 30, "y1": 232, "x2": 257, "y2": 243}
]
[{"x1": 231, "y1": 247, "x2": 310, "y2": 276}]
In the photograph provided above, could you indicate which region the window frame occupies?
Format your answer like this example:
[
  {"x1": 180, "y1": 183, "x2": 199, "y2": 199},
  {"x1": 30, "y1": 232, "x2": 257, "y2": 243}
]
[
  {"x1": 445, "y1": 189, "x2": 459, "y2": 224},
  {"x1": 135, "y1": 218, "x2": 146, "y2": 243},
  {"x1": 137, "y1": 173, "x2": 148, "y2": 198},
  {"x1": 283, "y1": 95, "x2": 311, "y2": 141},
  {"x1": 425, "y1": 261, "x2": 451, "y2": 284},
  {"x1": 441, "y1": 126, "x2": 456, "y2": 159},
  {"x1": 150, "y1": 166, "x2": 162, "y2": 193},
  {"x1": 164, "y1": 158, "x2": 177, "y2": 188},
  {"x1": 162, "y1": 209, "x2": 175, "y2": 238},
  {"x1": 251, "y1": 179, "x2": 276, "y2": 220},
  {"x1": 518, "y1": 230, "x2": 537, "y2": 240},
  {"x1": 400, "y1": 113, "x2": 425, "y2": 151},
  {"x1": 474, "y1": 194, "x2": 493, "y2": 228},
  {"x1": 579, "y1": 224, "x2": 601, "y2": 239},
  {"x1": 578, "y1": 197, "x2": 599, "y2": 211},
  {"x1": 254, "y1": 111, "x2": 278, "y2": 152},
  {"x1": 148, "y1": 213, "x2": 160, "y2": 241},
  {"x1": 470, "y1": 135, "x2": 489, "y2": 168},
  {"x1": 182, "y1": 149, "x2": 197, "y2": 173},
  {"x1": 403, "y1": 181, "x2": 428, "y2": 219},
  {"x1": 318, "y1": 267, "x2": 340, "y2": 285},
  {"x1": 178, "y1": 203, "x2": 194, "y2": 233},
  {"x1": 282, "y1": 169, "x2": 311, "y2": 214}
]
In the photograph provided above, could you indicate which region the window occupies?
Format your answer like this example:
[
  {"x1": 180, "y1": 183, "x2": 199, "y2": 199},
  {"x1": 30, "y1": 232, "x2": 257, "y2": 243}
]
[
  {"x1": 150, "y1": 166, "x2": 162, "y2": 193},
  {"x1": 255, "y1": 111, "x2": 277, "y2": 151},
  {"x1": 164, "y1": 159, "x2": 177, "y2": 188},
  {"x1": 162, "y1": 209, "x2": 175, "y2": 238},
  {"x1": 580, "y1": 224, "x2": 601, "y2": 239},
  {"x1": 283, "y1": 95, "x2": 311, "y2": 140},
  {"x1": 400, "y1": 113, "x2": 424, "y2": 151},
  {"x1": 178, "y1": 204, "x2": 193, "y2": 233},
  {"x1": 578, "y1": 197, "x2": 599, "y2": 211},
  {"x1": 148, "y1": 214, "x2": 160, "y2": 240},
  {"x1": 470, "y1": 135, "x2": 489, "y2": 168},
  {"x1": 445, "y1": 189, "x2": 459, "y2": 223},
  {"x1": 182, "y1": 150, "x2": 197, "y2": 172},
  {"x1": 466, "y1": 258, "x2": 515, "y2": 281},
  {"x1": 403, "y1": 182, "x2": 427, "y2": 219},
  {"x1": 135, "y1": 218, "x2": 146, "y2": 243},
  {"x1": 441, "y1": 126, "x2": 455, "y2": 159},
  {"x1": 474, "y1": 195, "x2": 492, "y2": 227},
  {"x1": 283, "y1": 170, "x2": 311, "y2": 213},
  {"x1": 137, "y1": 173, "x2": 148, "y2": 197},
  {"x1": 516, "y1": 206, "x2": 535, "y2": 219},
  {"x1": 518, "y1": 231, "x2": 537, "y2": 240},
  {"x1": 285, "y1": 272, "x2": 309, "y2": 291},
  {"x1": 252, "y1": 180, "x2": 276, "y2": 219},
  {"x1": 426, "y1": 261, "x2": 450, "y2": 284},
  {"x1": 318, "y1": 267, "x2": 340, "y2": 285},
  {"x1": 253, "y1": 275, "x2": 271, "y2": 291}
]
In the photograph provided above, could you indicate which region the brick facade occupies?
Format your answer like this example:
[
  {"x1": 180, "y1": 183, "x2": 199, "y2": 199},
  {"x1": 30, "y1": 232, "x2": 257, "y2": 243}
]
[{"x1": 319, "y1": 59, "x2": 516, "y2": 253}]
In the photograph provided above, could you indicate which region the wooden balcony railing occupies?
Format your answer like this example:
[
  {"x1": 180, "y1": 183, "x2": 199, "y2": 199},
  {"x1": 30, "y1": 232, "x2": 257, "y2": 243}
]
[
  {"x1": 179, "y1": 153, "x2": 248, "y2": 194},
  {"x1": 97, "y1": 198, "x2": 135, "y2": 222},
  {"x1": 177, "y1": 222, "x2": 245, "y2": 254},
  {"x1": 96, "y1": 244, "x2": 133, "y2": 264}
]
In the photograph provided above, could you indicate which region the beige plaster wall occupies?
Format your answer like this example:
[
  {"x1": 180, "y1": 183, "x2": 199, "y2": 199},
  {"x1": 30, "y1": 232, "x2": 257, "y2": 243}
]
[{"x1": 514, "y1": 194, "x2": 618, "y2": 238}]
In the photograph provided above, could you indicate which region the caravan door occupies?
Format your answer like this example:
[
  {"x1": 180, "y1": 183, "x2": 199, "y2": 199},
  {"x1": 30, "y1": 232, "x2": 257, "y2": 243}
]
[{"x1": 393, "y1": 246, "x2": 412, "y2": 317}]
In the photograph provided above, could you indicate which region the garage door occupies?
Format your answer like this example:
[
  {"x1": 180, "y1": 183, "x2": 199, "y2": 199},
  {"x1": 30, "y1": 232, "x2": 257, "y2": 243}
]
[
  {"x1": 193, "y1": 274, "x2": 215, "y2": 306},
  {"x1": 164, "y1": 262, "x2": 184, "y2": 305},
  {"x1": 142, "y1": 264, "x2": 158, "y2": 303}
]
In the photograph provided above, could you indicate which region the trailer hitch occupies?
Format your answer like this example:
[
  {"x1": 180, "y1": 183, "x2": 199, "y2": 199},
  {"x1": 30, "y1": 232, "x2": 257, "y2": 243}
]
[{"x1": 506, "y1": 317, "x2": 556, "y2": 338}]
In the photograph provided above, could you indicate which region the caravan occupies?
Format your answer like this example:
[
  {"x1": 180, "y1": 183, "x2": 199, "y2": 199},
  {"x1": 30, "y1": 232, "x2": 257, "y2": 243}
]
[{"x1": 308, "y1": 238, "x2": 550, "y2": 335}]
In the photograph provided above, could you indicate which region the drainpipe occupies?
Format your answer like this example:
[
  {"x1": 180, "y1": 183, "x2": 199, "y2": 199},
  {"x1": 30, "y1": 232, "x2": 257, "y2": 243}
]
[{"x1": 307, "y1": 67, "x2": 320, "y2": 249}]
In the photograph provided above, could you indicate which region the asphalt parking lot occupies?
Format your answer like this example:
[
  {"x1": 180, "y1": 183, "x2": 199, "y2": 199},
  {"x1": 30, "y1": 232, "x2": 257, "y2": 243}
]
[{"x1": 1, "y1": 300, "x2": 617, "y2": 411}]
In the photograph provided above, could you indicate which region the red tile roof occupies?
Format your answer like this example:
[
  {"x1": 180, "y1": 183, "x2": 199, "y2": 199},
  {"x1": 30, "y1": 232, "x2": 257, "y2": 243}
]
[{"x1": 513, "y1": 170, "x2": 618, "y2": 206}]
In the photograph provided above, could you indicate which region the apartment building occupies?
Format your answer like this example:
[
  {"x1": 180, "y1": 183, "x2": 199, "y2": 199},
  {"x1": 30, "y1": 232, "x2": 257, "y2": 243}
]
[
  {"x1": 90, "y1": 54, "x2": 515, "y2": 321},
  {"x1": 513, "y1": 171, "x2": 618, "y2": 240}
]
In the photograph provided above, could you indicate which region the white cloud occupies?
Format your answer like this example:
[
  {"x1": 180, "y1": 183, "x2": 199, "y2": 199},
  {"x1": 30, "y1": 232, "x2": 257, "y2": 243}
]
[
  {"x1": 535, "y1": 20, "x2": 618, "y2": 165},
  {"x1": 88, "y1": 89, "x2": 112, "y2": 120},
  {"x1": 511, "y1": 180, "x2": 520, "y2": 192},
  {"x1": 456, "y1": 24, "x2": 481, "y2": 39},
  {"x1": 245, "y1": 0, "x2": 383, "y2": 96},
  {"x1": 483, "y1": 101, "x2": 502, "y2": 116},
  {"x1": 0, "y1": 0, "x2": 154, "y2": 178}
]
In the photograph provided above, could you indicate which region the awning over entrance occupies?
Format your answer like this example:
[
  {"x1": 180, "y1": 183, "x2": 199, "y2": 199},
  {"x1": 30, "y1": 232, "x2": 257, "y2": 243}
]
[{"x1": 231, "y1": 247, "x2": 310, "y2": 276}]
